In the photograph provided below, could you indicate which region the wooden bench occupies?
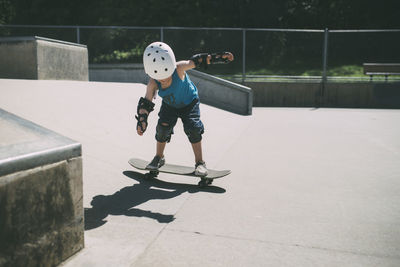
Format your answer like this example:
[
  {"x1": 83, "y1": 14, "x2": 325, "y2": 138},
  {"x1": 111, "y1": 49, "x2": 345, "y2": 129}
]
[{"x1": 363, "y1": 63, "x2": 400, "y2": 81}]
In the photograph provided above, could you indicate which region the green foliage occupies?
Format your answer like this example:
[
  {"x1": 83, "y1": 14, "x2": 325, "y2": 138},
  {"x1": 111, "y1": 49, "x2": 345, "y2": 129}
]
[
  {"x1": 246, "y1": 65, "x2": 364, "y2": 77},
  {"x1": 326, "y1": 65, "x2": 363, "y2": 77},
  {"x1": 0, "y1": 0, "x2": 14, "y2": 24},
  {"x1": 5, "y1": 0, "x2": 400, "y2": 28},
  {"x1": 93, "y1": 46, "x2": 143, "y2": 63}
]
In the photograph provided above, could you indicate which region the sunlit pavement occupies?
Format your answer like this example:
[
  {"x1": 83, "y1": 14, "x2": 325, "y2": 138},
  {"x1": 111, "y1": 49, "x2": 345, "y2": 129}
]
[{"x1": 1, "y1": 79, "x2": 400, "y2": 267}]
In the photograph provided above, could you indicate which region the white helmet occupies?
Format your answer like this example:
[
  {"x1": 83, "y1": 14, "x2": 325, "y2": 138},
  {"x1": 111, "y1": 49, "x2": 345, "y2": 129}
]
[{"x1": 143, "y1": 41, "x2": 176, "y2": 80}]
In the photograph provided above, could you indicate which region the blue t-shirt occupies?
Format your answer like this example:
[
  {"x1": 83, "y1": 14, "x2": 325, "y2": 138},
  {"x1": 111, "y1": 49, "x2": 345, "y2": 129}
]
[{"x1": 155, "y1": 69, "x2": 198, "y2": 108}]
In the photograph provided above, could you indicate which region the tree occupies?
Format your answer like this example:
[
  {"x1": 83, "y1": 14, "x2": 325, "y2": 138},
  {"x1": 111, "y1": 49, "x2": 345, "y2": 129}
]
[{"x1": 0, "y1": 0, "x2": 14, "y2": 24}]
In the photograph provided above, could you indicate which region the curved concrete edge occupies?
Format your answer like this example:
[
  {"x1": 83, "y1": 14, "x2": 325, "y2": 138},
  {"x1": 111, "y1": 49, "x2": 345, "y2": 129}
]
[
  {"x1": 0, "y1": 108, "x2": 82, "y2": 176},
  {"x1": 0, "y1": 143, "x2": 82, "y2": 178}
]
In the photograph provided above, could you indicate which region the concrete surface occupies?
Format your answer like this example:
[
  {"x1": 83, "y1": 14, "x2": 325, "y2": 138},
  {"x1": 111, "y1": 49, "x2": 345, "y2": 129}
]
[
  {"x1": 1, "y1": 79, "x2": 400, "y2": 266},
  {"x1": 0, "y1": 109, "x2": 83, "y2": 266},
  {"x1": 0, "y1": 36, "x2": 88, "y2": 81}
]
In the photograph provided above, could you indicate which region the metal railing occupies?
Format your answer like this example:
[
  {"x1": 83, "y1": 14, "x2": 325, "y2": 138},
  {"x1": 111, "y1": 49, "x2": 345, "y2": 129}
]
[{"x1": 1, "y1": 24, "x2": 400, "y2": 82}]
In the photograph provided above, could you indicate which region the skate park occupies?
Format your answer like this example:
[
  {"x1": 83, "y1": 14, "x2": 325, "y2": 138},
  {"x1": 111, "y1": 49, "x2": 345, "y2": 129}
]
[{"x1": 1, "y1": 36, "x2": 400, "y2": 267}]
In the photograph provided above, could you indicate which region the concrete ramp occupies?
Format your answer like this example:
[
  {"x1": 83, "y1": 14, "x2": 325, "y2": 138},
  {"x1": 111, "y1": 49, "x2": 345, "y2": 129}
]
[{"x1": 1, "y1": 79, "x2": 400, "y2": 266}]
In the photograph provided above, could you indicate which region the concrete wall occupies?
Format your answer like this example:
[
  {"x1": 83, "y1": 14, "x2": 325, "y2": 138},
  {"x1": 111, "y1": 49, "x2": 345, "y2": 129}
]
[
  {"x1": 247, "y1": 81, "x2": 320, "y2": 107},
  {"x1": 89, "y1": 64, "x2": 253, "y2": 115},
  {"x1": 247, "y1": 81, "x2": 400, "y2": 108},
  {"x1": 0, "y1": 36, "x2": 88, "y2": 81},
  {"x1": 0, "y1": 109, "x2": 84, "y2": 267},
  {"x1": 324, "y1": 82, "x2": 400, "y2": 108}
]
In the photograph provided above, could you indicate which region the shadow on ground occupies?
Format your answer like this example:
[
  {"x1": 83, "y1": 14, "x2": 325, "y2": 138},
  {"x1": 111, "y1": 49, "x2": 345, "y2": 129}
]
[{"x1": 84, "y1": 171, "x2": 226, "y2": 230}]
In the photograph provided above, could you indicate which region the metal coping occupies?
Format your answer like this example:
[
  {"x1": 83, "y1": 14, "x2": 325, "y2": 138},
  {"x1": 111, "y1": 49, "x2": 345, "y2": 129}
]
[
  {"x1": 0, "y1": 109, "x2": 82, "y2": 177},
  {"x1": 0, "y1": 36, "x2": 87, "y2": 48}
]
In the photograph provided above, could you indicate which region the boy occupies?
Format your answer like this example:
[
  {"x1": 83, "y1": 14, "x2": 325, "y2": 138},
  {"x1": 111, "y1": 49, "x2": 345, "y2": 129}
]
[{"x1": 136, "y1": 41, "x2": 234, "y2": 176}]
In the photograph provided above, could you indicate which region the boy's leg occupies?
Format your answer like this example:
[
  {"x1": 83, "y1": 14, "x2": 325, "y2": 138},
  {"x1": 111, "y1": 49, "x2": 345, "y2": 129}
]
[
  {"x1": 157, "y1": 141, "x2": 167, "y2": 158},
  {"x1": 181, "y1": 100, "x2": 207, "y2": 175},
  {"x1": 181, "y1": 101, "x2": 204, "y2": 162},
  {"x1": 147, "y1": 140, "x2": 167, "y2": 170},
  {"x1": 192, "y1": 141, "x2": 207, "y2": 176},
  {"x1": 191, "y1": 141, "x2": 203, "y2": 164},
  {"x1": 148, "y1": 102, "x2": 177, "y2": 170}
]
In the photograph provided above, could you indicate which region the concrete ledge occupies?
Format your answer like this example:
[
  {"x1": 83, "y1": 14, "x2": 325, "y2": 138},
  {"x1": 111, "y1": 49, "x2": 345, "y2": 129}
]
[
  {"x1": 0, "y1": 36, "x2": 88, "y2": 81},
  {"x1": 188, "y1": 70, "x2": 253, "y2": 115},
  {"x1": 0, "y1": 109, "x2": 84, "y2": 266}
]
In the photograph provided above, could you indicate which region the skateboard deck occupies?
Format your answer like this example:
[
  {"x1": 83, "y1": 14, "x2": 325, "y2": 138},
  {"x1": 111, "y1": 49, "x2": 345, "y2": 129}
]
[{"x1": 128, "y1": 158, "x2": 231, "y2": 187}]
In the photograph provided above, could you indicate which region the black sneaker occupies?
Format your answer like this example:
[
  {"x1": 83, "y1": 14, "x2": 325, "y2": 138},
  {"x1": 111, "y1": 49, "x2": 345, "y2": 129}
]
[{"x1": 146, "y1": 155, "x2": 165, "y2": 170}]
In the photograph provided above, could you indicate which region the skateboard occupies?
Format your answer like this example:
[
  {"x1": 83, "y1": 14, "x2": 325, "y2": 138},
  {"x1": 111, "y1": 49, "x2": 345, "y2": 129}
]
[{"x1": 128, "y1": 158, "x2": 231, "y2": 187}]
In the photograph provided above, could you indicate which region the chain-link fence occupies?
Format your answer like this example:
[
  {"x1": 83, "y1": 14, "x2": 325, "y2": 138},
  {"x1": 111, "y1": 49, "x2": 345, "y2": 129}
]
[{"x1": 1, "y1": 25, "x2": 399, "y2": 82}]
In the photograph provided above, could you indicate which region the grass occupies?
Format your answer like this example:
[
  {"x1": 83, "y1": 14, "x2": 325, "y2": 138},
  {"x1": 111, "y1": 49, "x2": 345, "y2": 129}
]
[
  {"x1": 244, "y1": 64, "x2": 364, "y2": 77},
  {"x1": 215, "y1": 64, "x2": 400, "y2": 82}
]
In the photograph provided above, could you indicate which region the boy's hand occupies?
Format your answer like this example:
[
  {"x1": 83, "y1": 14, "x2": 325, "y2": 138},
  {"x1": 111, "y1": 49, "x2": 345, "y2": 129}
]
[{"x1": 208, "y1": 52, "x2": 234, "y2": 64}]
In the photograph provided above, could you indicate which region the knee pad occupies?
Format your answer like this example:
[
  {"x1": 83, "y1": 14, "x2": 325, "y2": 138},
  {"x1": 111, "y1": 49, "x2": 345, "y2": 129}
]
[
  {"x1": 184, "y1": 128, "x2": 204, "y2": 143},
  {"x1": 156, "y1": 124, "x2": 173, "y2": 143}
]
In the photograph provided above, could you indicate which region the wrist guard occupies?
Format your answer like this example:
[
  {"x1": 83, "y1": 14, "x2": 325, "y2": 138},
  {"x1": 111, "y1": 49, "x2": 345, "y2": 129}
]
[
  {"x1": 137, "y1": 97, "x2": 155, "y2": 114},
  {"x1": 135, "y1": 97, "x2": 155, "y2": 133},
  {"x1": 190, "y1": 53, "x2": 209, "y2": 69}
]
